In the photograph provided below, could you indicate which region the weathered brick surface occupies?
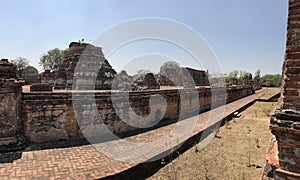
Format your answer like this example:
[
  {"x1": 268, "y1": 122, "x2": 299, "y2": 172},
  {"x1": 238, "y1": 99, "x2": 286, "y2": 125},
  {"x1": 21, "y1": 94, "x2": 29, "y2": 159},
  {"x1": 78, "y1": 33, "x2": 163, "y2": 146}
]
[
  {"x1": 30, "y1": 83, "x2": 53, "y2": 92},
  {"x1": 0, "y1": 88, "x2": 21, "y2": 139},
  {"x1": 281, "y1": 0, "x2": 300, "y2": 111},
  {"x1": 54, "y1": 42, "x2": 116, "y2": 90},
  {"x1": 0, "y1": 59, "x2": 23, "y2": 148},
  {"x1": 268, "y1": 0, "x2": 300, "y2": 177},
  {"x1": 142, "y1": 73, "x2": 160, "y2": 89},
  {"x1": 275, "y1": 168, "x2": 300, "y2": 180},
  {"x1": 21, "y1": 86, "x2": 253, "y2": 143},
  {"x1": 40, "y1": 70, "x2": 55, "y2": 86},
  {"x1": 0, "y1": 90, "x2": 268, "y2": 179},
  {"x1": 0, "y1": 59, "x2": 17, "y2": 79},
  {"x1": 158, "y1": 67, "x2": 209, "y2": 86}
]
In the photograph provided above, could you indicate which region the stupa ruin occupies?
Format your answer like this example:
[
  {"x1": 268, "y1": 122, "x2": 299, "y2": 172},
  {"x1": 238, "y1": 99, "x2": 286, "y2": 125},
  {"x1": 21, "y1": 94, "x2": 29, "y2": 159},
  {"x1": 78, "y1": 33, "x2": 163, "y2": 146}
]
[{"x1": 54, "y1": 42, "x2": 117, "y2": 90}]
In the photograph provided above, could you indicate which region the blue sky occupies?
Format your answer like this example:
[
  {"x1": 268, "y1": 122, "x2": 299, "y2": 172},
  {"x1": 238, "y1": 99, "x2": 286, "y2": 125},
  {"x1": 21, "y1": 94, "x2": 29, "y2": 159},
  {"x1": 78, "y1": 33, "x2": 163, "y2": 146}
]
[{"x1": 0, "y1": 0, "x2": 288, "y2": 75}]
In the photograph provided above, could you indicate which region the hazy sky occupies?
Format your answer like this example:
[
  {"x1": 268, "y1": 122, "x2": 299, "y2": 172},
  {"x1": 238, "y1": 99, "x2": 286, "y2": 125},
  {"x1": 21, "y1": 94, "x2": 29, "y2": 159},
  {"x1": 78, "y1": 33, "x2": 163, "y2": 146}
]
[{"x1": 0, "y1": 0, "x2": 288, "y2": 75}]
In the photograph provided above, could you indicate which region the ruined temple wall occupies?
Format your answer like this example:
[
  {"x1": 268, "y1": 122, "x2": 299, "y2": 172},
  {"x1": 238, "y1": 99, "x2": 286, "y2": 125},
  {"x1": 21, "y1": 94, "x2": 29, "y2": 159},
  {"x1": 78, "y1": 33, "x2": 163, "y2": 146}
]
[
  {"x1": 0, "y1": 81, "x2": 22, "y2": 147},
  {"x1": 21, "y1": 86, "x2": 254, "y2": 143},
  {"x1": 0, "y1": 84, "x2": 22, "y2": 137}
]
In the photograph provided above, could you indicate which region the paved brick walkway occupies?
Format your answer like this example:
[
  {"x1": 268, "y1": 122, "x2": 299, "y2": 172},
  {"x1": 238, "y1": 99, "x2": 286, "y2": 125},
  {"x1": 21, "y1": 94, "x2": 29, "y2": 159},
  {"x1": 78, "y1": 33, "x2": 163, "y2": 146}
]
[{"x1": 0, "y1": 89, "x2": 274, "y2": 179}]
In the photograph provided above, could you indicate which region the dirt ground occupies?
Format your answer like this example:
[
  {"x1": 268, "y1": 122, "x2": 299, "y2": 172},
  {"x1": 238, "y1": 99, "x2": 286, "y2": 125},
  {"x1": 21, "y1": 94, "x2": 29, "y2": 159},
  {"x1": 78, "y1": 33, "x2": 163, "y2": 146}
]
[{"x1": 148, "y1": 96, "x2": 278, "y2": 179}]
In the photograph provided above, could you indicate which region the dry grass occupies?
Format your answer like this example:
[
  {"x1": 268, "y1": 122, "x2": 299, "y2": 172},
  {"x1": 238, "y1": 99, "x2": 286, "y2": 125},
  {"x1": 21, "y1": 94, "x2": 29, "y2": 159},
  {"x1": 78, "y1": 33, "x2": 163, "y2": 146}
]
[
  {"x1": 148, "y1": 101, "x2": 276, "y2": 180},
  {"x1": 258, "y1": 87, "x2": 280, "y2": 100}
]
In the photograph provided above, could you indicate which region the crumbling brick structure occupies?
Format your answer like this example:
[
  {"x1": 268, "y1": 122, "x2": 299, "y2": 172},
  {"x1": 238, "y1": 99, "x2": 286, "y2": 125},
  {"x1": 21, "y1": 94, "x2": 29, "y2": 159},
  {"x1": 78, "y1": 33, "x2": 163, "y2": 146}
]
[
  {"x1": 40, "y1": 70, "x2": 55, "y2": 85},
  {"x1": 0, "y1": 59, "x2": 17, "y2": 79},
  {"x1": 185, "y1": 67, "x2": 210, "y2": 86},
  {"x1": 159, "y1": 67, "x2": 209, "y2": 87},
  {"x1": 54, "y1": 42, "x2": 116, "y2": 90},
  {"x1": 0, "y1": 59, "x2": 22, "y2": 149},
  {"x1": 268, "y1": 0, "x2": 300, "y2": 178},
  {"x1": 142, "y1": 73, "x2": 160, "y2": 89}
]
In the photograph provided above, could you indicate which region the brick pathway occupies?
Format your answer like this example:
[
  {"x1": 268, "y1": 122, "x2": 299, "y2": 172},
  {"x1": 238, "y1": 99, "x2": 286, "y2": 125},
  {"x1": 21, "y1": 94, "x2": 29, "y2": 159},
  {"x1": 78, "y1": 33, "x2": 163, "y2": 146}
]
[{"x1": 0, "y1": 89, "x2": 273, "y2": 179}]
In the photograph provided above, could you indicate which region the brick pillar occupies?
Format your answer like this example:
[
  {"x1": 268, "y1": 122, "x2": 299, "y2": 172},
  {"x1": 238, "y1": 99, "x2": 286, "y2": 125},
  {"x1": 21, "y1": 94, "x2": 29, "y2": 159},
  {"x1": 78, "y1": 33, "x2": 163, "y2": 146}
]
[
  {"x1": 269, "y1": 0, "x2": 300, "y2": 178},
  {"x1": 0, "y1": 81, "x2": 22, "y2": 140},
  {"x1": 0, "y1": 59, "x2": 23, "y2": 151}
]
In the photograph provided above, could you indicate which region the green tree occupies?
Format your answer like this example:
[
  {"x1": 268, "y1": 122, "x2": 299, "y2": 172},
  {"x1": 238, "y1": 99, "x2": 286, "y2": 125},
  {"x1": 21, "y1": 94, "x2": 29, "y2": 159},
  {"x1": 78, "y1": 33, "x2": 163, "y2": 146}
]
[
  {"x1": 254, "y1": 69, "x2": 261, "y2": 78},
  {"x1": 160, "y1": 60, "x2": 181, "y2": 69},
  {"x1": 12, "y1": 57, "x2": 29, "y2": 76},
  {"x1": 21, "y1": 66, "x2": 39, "y2": 82},
  {"x1": 225, "y1": 70, "x2": 250, "y2": 84},
  {"x1": 238, "y1": 71, "x2": 247, "y2": 84},
  {"x1": 254, "y1": 69, "x2": 261, "y2": 83},
  {"x1": 225, "y1": 70, "x2": 238, "y2": 83},
  {"x1": 40, "y1": 48, "x2": 67, "y2": 71},
  {"x1": 261, "y1": 74, "x2": 281, "y2": 87},
  {"x1": 137, "y1": 69, "x2": 151, "y2": 76}
]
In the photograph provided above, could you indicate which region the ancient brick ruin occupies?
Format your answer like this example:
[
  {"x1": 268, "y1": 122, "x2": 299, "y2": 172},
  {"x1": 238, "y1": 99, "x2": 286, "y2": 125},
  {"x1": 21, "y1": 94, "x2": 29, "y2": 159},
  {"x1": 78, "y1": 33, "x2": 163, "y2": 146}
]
[
  {"x1": 40, "y1": 70, "x2": 55, "y2": 85},
  {"x1": 113, "y1": 71, "x2": 160, "y2": 90},
  {"x1": 0, "y1": 57, "x2": 254, "y2": 144},
  {"x1": 21, "y1": 85, "x2": 252, "y2": 143},
  {"x1": 0, "y1": 41, "x2": 261, "y2": 163},
  {"x1": 112, "y1": 70, "x2": 133, "y2": 91},
  {"x1": 142, "y1": 73, "x2": 160, "y2": 89},
  {"x1": 0, "y1": 59, "x2": 22, "y2": 150},
  {"x1": 0, "y1": 59, "x2": 17, "y2": 79},
  {"x1": 185, "y1": 67, "x2": 210, "y2": 86},
  {"x1": 46, "y1": 42, "x2": 212, "y2": 91},
  {"x1": 159, "y1": 67, "x2": 209, "y2": 87},
  {"x1": 54, "y1": 42, "x2": 116, "y2": 90},
  {"x1": 30, "y1": 83, "x2": 53, "y2": 92},
  {"x1": 267, "y1": 0, "x2": 300, "y2": 178}
]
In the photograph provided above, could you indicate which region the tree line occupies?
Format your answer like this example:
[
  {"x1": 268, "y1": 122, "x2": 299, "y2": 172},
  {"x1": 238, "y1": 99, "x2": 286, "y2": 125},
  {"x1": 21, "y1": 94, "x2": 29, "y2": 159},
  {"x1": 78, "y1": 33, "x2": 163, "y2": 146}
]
[
  {"x1": 224, "y1": 69, "x2": 281, "y2": 87},
  {"x1": 11, "y1": 48, "x2": 282, "y2": 87}
]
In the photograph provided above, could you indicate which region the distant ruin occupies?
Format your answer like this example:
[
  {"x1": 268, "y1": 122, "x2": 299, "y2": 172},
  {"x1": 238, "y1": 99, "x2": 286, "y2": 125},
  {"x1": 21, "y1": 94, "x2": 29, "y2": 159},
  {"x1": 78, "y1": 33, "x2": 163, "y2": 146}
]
[
  {"x1": 0, "y1": 59, "x2": 17, "y2": 79},
  {"x1": 40, "y1": 70, "x2": 55, "y2": 86},
  {"x1": 54, "y1": 42, "x2": 117, "y2": 90},
  {"x1": 0, "y1": 59, "x2": 22, "y2": 150},
  {"x1": 159, "y1": 67, "x2": 210, "y2": 87},
  {"x1": 38, "y1": 42, "x2": 211, "y2": 91},
  {"x1": 0, "y1": 41, "x2": 262, "y2": 160}
]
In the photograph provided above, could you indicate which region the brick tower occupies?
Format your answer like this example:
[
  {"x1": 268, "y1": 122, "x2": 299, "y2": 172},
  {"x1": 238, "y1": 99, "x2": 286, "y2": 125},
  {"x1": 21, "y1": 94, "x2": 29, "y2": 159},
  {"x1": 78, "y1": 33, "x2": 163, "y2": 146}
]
[{"x1": 269, "y1": 0, "x2": 300, "y2": 178}]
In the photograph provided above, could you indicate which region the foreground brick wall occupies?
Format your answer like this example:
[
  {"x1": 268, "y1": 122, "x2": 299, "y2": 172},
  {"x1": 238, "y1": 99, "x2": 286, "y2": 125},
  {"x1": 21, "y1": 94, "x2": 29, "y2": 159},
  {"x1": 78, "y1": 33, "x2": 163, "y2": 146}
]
[
  {"x1": 21, "y1": 86, "x2": 253, "y2": 143},
  {"x1": 280, "y1": 0, "x2": 300, "y2": 111},
  {"x1": 0, "y1": 81, "x2": 22, "y2": 141},
  {"x1": 269, "y1": 0, "x2": 300, "y2": 178}
]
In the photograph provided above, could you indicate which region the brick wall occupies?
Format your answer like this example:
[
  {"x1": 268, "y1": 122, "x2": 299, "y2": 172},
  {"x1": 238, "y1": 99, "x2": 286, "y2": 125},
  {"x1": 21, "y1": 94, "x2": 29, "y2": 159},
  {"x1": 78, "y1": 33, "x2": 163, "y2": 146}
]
[
  {"x1": 0, "y1": 81, "x2": 22, "y2": 146},
  {"x1": 280, "y1": 0, "x2": 300, "y2": 110},
  {"x1": 21, "y1": 86, "x2": 253, "y2": 143},
  {"x1": 269, "y1": 0, "x2": 300, "y2": 178}
]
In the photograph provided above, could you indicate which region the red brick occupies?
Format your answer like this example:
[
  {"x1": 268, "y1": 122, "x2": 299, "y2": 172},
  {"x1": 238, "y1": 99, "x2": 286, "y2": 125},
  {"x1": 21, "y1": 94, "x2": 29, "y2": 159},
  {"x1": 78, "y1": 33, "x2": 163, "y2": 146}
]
[
  {"x1": 275, "y1": 168, "x2": 300, "y2": 179},
  {"x1": 283, "y1": 89, "x2": 299, "y2": 96},
  {"x1": 284, "y1": 75, "x2": 300, "y2": 82},
  {"x1": 285, "y1": 52, "x2": 300, "y2": 59},
  {"x1": 286, "y1": 164, "x2": 300, "y2": 174},
  {"x1": 283, "y1": 102, "x2": 300, "y2": 109},
  {"x1": 282, "y1": 145, "x2": 300, "y2": 157},
  {"x1": 285, "y1": 67, "x2": 300, "y2": 74},
  {"x1": 289, "y1": 23, "x2": 300, "y2": 29},
  {"x1": 286, "y1": 39, "x2": 300, "y2": 45},
  {"x1": 283, "y1": 82, "x2": 300, "y2": 89},
  {"x1": 289, "y1": 8, "x2": 300, "y2": 16},
  {"x1": 290, "y1": 1, "x2": 300, "y2": 7},
  {"x1": 283, "y1": 96, "x2": 300, "y2": 104},
  {"x1": 288, "y1": 14, "x2": 300, "y2": 21},
  {"x1": 285, "y1": 59, "x2": 300, "y2": 66}
]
